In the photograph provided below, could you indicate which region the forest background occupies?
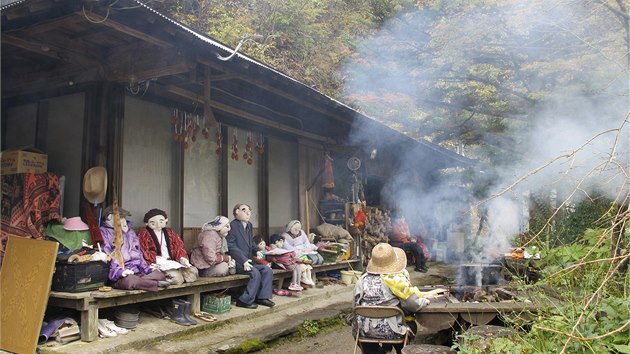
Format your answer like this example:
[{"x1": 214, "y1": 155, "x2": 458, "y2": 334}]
[{"x1": 151, "y1": 1, "x2": 630, "y2": 353}]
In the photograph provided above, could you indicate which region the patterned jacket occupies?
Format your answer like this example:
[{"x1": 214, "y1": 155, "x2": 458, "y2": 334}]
[{"x1": 137, "y1": 227, "x2": 189, "y2": 265}]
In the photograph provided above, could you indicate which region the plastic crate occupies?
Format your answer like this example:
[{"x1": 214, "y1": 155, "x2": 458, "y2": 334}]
[
  {"x1": 51, "y1": 261, "x2": 109, "y2": 293},
  {"x1": 321, "y1": 246, "x2": 342, "y2": 263},
  {"x1": 202, "y1": 294, "x2": 231, "y2": 314}
]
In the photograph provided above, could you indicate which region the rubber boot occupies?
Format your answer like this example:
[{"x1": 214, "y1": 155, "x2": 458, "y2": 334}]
[
  {"x1": 170, "y1": 299, "x2": 191, "y2": 326},
  {"x1": 180, "y1": 300, "x2": 197, "y2": 325}
]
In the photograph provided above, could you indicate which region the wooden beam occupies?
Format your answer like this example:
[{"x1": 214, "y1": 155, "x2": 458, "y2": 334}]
[
  {"x1": 199, "y1": 58, "x2": 351, "y2": 126},
  {"x1": 208, "y1": 73, "x2": 240, "y2": 81},
  {"x1": 77, "y1": 11, "x2": 173, "y2": 48},
  {"x1": 2, "y1": 34, "x2": 65, "y2": 60},
  {"x1": 166, "y1": 85, "x2": 336, "y2": 144},
  {"x1": 23, "y1": 13, "x2": 83, "y2": 34},
  {"x1": 105, "y1": 44, "x2": 190, "y2": 82},
  {"x1": 2, "y1": 66, "x2": 102, "y2": 97},
  {"x1": 1, "y1": 33, "x2": 101, "y2": 66}
]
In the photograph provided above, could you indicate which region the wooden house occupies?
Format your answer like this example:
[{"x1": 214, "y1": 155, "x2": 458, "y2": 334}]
[{"x1": 1, "y1": 0, "x2": 473, "y2": 247}]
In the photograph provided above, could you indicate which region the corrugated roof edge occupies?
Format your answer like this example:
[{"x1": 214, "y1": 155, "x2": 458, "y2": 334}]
[{"x1": 1, "y1": 0, "x2": 26, "y2": 10}]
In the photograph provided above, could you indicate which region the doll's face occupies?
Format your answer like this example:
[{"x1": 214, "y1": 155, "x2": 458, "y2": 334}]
[
  {"x1": 289, "y1": 221, "x2": 301, "y2": 235},
  {"x1": 257, "y1": 240, "x2": 266, "y2": 250},
  {"x1": 272, "y1": 238, "x2": 284, "y2": 248},
  {"x1": 235, "y1": 204, "x2": 251, "y2": 222},
  {"x1": 219, "y1": 223, "x2": 231, "y2": 237},
  {"x1": 106, "y1": 214, "x2": 129, "y2": 233},
  {"x1": 147, "y1": 215, "x2": 167, "y2": 232}
]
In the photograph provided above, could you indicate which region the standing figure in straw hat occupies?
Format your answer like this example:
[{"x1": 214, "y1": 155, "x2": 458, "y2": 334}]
[
  {"x1": 138, "y1": 208, "x2": 198, "y2": 285},
  {"x1": 190, "y1": 216, "x2": 236, "y2": 277},
  {"x1": 353, "y1": 243, "x2": 430, "y2": 354}
]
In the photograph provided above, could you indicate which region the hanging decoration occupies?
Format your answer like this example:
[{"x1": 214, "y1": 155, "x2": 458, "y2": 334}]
[
  {"x1": 170, "y1": 107, "x2": 208, "y2": 152},
  {"x1": 183, "y1": 112, "x2": 190, "y2": 150},
  {"x1": 215, "y1": 123, "x2": 223, "y2": 155},
  {"x1": 231, "y1": 128, "x2": 239, "y2": 160},
  {"x1": 322, "y1": 152, "x2": 335, "y2": 189},
  {"x1": 243, "y1": 132, "x2": 254, "y2": 165},
  {"x1": 255, "y1": 133, "x2": 265, "y2": 155}
]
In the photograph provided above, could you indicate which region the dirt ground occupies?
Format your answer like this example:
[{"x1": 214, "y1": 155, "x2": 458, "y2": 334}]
[{"x1": 259, "y1": 324, "x2": 356, "y2": 354}]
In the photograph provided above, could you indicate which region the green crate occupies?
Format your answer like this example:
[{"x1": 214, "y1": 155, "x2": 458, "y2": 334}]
[
  {"x1": 202, "y1": 294, "x2": 231, "y2": 314},
  {"x1": 320, "y1": 245, "x2": 341, "y2": 263}
]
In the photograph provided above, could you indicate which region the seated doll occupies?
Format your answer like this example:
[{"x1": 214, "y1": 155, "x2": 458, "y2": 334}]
[
  {"x1": 137, "y1": 208, "x2": 199, "y2": 285},
  {"x1": 226, "y1": 203, "x2": 274, "y2": 309},
  {"x1": 100, "y1": 206, "x2": 168, "y2": 292},
  {"x1": 266, "y1": 234, "x2": 309, "y2": 291},
  {"x1": 282, "y1": 220, "x2": 324, "y2": 265},
  {"x1": 252, "y1": 235, "x2": 271, "y2": 267},
  {"x1": 190, "y1": 216, "x2": 236, "y2": 277}
]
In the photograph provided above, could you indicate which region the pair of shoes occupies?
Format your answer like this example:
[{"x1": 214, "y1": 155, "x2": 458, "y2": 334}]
[
  {"x1": 255, "y1": 299, "x2": 275, "y2": 308},
  {"x1": 273, "y1": 289, "x2": 292, "y2": 296},
  {"x1": 288, "y1": 282, "x2": 304, "y2": 291},
  {"x1": 170, "y1": 299, "x2": 197, "y2": 325},
  {"x1": 193, "y1": 311, "x2": 217, "y2": 322},
  {"x1": 414, "y1": 267, "x2": 428, "y2": 273},
  {"x1": 99, "y1": 319, "x2": 128, "y2": 335},
  {"x1": 235, "y1": 300, "x2": 258, "y2": 309},
  {"x1": 300, "y1": 282, "x2": 312, "y2": 289},
  {"x1": 97, "y1": 320, "x2": 118, "y2": 338}
]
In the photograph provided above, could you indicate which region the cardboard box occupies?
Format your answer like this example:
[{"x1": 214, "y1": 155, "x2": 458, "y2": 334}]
[{"x1": 1, "y1": 148, "x2": 48, "y2": 175}]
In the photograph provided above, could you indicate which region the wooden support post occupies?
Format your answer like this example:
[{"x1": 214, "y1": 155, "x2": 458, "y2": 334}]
[
  {"x1": 80, "y1": 306, "x2": 99, "y2": 342},
  {"x1": 204, "y1": 66, "x2": 217, "y2": 128},
  {"x1": 189, "y1": 292, "x2": 201, "y2": 314}
]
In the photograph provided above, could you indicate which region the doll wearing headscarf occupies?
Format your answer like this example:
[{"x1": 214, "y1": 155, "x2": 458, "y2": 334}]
[
  {"x1": 190, "y1": 216, "x2": 236, "y2": 277},
  {"x1": 282, "y1": 220, "x2": 324, "y2": 265}
]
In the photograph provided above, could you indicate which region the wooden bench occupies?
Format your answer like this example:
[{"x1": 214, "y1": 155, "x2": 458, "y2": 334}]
[{"x1": 47, "y1": 260, "x2": 359, "y2": 342}]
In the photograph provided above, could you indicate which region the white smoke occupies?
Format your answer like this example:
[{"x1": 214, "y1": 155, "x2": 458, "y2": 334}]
[{"x1": 342, "y1": 1, "x2": 629, "y2": 264}]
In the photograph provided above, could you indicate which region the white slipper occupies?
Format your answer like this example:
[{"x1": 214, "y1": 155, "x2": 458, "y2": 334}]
[
  {"x1": 97, "y1": 319, "x2": 118, "y2": 338},
  {"x1": 103, "y1": 319, "x2": 129, "y2": 335}
]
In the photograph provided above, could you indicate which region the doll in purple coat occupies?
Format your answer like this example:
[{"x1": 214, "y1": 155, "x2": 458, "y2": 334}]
[{"x1": 100, "y1": 206, "x2": 167, "y2": 292}]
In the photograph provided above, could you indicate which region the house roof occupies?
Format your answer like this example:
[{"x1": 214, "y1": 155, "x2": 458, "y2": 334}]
[{"x1": 1, "y1": 0, "x2": 474, "y2": 171}]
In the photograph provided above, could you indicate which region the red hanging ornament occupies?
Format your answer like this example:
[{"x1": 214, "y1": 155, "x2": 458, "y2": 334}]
[
  {"x1": 255, "y1": 133, "x2": 265, "y2": 155},
  {"x1": 231, "y1": 128, "x2": 239, "y2": 160}
]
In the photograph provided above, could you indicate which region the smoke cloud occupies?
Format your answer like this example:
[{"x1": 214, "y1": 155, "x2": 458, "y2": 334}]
[{"x1": 342, "y1": 1, "x2": 629, "y2": 263}]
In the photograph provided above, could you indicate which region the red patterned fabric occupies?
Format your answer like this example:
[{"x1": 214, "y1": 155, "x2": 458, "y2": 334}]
[
  {"x1": 137, "y1": 227, "x2": 188, "y2": 265},
  {"x1": 1, "y1": 173, "x2": 62, "y2": 261}
]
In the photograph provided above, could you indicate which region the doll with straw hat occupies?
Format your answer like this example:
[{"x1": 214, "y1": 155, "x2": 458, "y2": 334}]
[{"x1": 353, "y1": 243, "x2": 430, "y2": 353}]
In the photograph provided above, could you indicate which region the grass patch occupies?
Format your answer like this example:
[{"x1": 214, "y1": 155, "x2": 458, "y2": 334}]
[
  {"x1": 261, "y1": 312, "x2": 350, "y2": 352},
  {"x1": 223, "y1": 338, "x2": 266, "y2": 354}
]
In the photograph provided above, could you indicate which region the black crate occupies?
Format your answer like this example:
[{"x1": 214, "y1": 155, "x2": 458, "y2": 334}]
[{"x1": 51, "y1": 261, "x2": 109, "y2": 293}]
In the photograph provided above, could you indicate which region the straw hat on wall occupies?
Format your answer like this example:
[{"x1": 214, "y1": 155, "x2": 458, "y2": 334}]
[{"x1": 83, "y1": 166, "x2": 107, "y2": 204}]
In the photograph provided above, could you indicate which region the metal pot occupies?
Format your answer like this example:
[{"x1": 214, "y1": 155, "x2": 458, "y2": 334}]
[{"x1": 459, "y1": 263, "x2": 503, "y2": 286}]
